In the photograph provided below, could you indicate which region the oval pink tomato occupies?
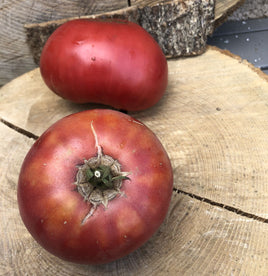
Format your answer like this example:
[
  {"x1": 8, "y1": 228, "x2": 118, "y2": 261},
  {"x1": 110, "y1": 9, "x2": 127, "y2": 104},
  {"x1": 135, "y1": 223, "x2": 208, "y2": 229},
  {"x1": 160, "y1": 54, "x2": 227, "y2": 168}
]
[
  {"x1": 40, "y1": 19, "x2": 168, "y2": 111},
  {"x1": 18, "y1": 109, "x2": 173, "y2": 264}
]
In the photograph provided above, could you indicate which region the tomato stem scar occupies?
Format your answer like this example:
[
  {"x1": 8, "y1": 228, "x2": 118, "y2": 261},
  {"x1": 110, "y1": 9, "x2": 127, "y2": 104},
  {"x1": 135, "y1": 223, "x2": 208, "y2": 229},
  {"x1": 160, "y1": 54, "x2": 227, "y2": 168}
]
[{"x1": 74, "y1": 121, "x2": 130, "y2": 224}]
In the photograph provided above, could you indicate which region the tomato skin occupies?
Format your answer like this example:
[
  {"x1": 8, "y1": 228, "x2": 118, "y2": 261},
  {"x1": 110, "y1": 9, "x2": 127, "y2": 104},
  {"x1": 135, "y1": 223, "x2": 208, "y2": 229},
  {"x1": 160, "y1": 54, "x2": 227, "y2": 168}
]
[
  {"x1": 18, "y1": 109, "x2": 173, "y2": 264},
  {"x1": 39, "y1": 19, "x2": 168, "y2": 111}
]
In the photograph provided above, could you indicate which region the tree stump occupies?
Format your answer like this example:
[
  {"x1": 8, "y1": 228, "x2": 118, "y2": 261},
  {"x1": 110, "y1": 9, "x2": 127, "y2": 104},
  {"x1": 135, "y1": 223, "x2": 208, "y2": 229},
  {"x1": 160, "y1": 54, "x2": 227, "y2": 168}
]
[{"x1": 1, "y1": 46, "x2": 268, "y2": 275}]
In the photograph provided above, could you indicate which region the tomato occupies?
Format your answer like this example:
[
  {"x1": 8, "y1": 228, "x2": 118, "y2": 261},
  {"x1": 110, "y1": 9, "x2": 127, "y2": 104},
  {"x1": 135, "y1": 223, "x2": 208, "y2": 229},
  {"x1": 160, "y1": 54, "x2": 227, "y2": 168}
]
[
  {"x1": 39, "y1": 19, "x2": 168, "y2": 111},
  {"x1": 18, "y1": 109, "x2": 173, "y2": 264}
]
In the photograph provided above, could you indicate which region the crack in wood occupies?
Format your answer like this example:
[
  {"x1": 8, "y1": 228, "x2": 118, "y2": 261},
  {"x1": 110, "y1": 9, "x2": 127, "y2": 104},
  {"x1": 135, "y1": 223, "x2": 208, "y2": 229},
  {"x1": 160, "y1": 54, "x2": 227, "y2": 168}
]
[
  {"x1": 0, "y1": 117, "x2": 39, "y2": 140},
  {"x1": 174, "y1": 188, "x2": 268, "y2": 224}
]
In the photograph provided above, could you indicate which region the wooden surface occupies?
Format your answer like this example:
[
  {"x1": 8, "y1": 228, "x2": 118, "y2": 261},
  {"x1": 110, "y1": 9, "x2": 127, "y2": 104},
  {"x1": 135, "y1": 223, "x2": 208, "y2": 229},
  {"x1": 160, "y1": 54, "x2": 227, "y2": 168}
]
[
  {"x1": 0, "y1": 0, "x2": 243, "y2": 86},
  {"x1": 1, "y1": 46, "x2": 268, "y2": 275}
]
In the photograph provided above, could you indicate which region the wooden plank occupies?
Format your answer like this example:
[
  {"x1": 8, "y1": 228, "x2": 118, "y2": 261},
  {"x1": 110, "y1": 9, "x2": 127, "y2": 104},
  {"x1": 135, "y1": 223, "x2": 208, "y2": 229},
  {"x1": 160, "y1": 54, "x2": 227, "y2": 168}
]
[
  {"x1": 0, "y1": 123, "x2": 267, "y2": 274},
  {"x1": 1, "y1": 47, "x2": 268, "y2": 220}
]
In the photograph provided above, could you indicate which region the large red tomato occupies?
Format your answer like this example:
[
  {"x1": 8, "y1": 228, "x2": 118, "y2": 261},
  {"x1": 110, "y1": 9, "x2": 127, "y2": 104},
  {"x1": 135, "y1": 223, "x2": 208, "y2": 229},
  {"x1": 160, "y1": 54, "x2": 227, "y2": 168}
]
[
  {"x1": 18, "y1": 109, "x2": 173, "y2": 264},
  {"x1": 40, "y1": 19, "x2": 168, "y2": 111}
]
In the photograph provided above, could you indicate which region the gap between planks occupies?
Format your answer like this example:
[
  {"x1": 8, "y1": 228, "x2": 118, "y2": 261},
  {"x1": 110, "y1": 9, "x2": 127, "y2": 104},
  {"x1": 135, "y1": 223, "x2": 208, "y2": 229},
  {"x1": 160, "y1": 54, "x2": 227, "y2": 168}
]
[{"x1": 1, "y1": 116, "x2": 268, "y2": 225}]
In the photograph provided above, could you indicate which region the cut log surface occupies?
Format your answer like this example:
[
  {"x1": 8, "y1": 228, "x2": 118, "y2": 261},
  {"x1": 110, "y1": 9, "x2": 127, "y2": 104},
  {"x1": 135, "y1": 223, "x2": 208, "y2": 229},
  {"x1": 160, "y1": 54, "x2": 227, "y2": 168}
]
[
  {"x1": 0, "y1": 0, "x2": 243, "y2": 86},
  {"x1": 1, "y1": 46, "x2": 268, "y2": 274}
]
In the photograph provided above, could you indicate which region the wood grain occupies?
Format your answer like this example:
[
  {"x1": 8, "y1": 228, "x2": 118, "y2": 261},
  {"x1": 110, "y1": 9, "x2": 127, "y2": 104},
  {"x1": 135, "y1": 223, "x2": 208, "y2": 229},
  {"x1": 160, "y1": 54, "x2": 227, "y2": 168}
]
[
  {"x1": 135, "y1": 47, "x2": 268, "y2": 219},
  {"x1": 1, "y1": 46, "x2": 268, "y2": 274}
]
